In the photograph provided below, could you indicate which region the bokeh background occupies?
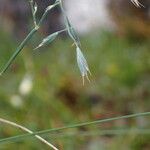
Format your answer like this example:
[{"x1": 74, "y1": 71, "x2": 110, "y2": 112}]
[{"x1": 0, "y1": 0, "x2": 150, "y2": 149}]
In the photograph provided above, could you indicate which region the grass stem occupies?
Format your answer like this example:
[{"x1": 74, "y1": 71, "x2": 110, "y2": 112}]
[
  {"x1": 0, "y1": 118, "x2": 59, "y2": 150},
  {"x1": 0, "y1": 112, "x2": 149, "y2": 144},
  {"x1": 0, "y1": 1, "x2": 59, "y2": 76},
  {"x1": 0, "y1": 28, "x2": 38, "y2": 75}
]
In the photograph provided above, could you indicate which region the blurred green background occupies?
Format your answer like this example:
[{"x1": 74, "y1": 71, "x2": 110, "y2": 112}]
[{"x1": 0, "y1": 0, "x2": 150, "y2": 149}]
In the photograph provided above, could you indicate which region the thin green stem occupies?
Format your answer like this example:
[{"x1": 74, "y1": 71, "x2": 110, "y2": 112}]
[
  {"x1": 0, "y1": 1, "x2": 59, "y2": 76},
  {"x1": 0, "y1": 112, "x2": 149, "y2": 144},
  {"x1": 37, "y1": 10, "x2": 48, "y2": 27},
  {"x1": 0, "y1": 118, "x2": 58, "y2": 150},
  {"x1": 38, "y1": 2, "x2": 60, "y2": 26},
  {"x1": 57, "y1": 28, "x2": 67, "y2": 34},
  {"x1": 45, "y1": 129, "x2": 150, "y2": 139},
  {"x1": 0, "y1": 28, "x2": 38, "y2": 75}
]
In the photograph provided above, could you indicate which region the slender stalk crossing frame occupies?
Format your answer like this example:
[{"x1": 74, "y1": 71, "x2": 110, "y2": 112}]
[
  {"x1": 0, "y1": 0, "x2": 60, "y2": 75},
  {"x1": 0, "y1": 118, "x2": 58, "y2": 150},
  {"x1": 0, "y1": 112, "x2": 150, "y2": 144},
  {"x1": 0, "y1": 0, "x2": 147, "y2": 148}
]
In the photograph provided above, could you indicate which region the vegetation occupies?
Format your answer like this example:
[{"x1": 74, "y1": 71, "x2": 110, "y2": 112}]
[
  {"x1": 0, "y1": 27, "x2": 150, "y2": 149},
  {"x1": 0, "y1": 0, "x2": 149, "y2": 149}
]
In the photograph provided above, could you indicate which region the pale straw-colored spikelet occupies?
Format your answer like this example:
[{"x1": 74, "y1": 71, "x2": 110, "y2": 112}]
[{"x1": 131, "y1": 0, "x2": 144, "y2": 8}]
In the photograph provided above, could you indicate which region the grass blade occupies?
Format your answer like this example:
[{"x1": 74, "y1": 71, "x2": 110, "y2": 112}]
[
  {"x1": 0, "y1": 112, "x2": 150, "y2": 144},
  {"x1": 0, "y1": 118, "x2": 58, "y2": 150},
  {"x1": 0, "y1": 28, "x2": 38, "y2": 75}
]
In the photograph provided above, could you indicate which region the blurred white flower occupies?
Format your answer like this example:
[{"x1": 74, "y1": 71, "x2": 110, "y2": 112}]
[
  {"x1": 76, "y1": 46, "x2": 91, "y2": 85},
  {"x1": 19, "y1": 73, "x2": 33, "y2": 96},
  {"x1": 131, "y1": 0, "x2": 144, "y2": 7},
  {"x1": 10, "y1": 95, "x2": 23, "y2": 108}
]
